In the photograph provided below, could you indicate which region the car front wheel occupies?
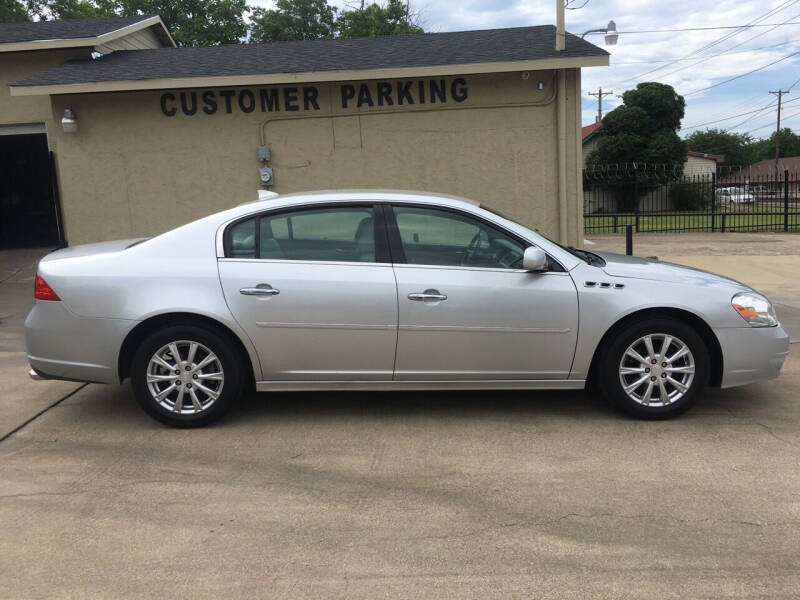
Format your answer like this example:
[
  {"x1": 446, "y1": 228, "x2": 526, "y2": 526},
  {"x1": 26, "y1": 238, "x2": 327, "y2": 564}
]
[
  {"x1": 131, "y1": 325, "x2": 244, "y2": 428},
  {"x1": 598, "y1": 317, "x2": 710, "y2": 419}
]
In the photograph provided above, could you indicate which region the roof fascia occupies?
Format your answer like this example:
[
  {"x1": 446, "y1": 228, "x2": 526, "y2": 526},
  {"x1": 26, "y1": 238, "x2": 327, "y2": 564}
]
[
  {"x1": 0, "y1": 16, "x2": 175, "y2": 53},
  {"x1": 10, "y1": 54, "x2": 609, "y2": 96}
]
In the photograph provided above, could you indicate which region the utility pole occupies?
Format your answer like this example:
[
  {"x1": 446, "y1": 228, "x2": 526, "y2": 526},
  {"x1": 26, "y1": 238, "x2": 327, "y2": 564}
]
[
  {"x1": 769, "y1": 89, "x2": 789, "y2": 185},
  {"x1": 556, "y1": 0, "x2": 565, "y2": 51},
  {"x1": 588, "y1": 87, "x2": 613, "y2": 122}
]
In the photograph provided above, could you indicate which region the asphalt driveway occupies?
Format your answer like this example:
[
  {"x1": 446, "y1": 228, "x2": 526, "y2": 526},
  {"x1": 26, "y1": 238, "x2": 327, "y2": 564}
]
[{"x1": 1, "y1": 237, "x2": 799, "y2": 598}]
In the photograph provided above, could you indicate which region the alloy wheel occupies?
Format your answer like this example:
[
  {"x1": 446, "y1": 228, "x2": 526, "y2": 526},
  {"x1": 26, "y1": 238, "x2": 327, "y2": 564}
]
[
  {"x1": 146, "y1": 340, "x2": 224, "y2": 414},
  {"x1": 618, "y1": 333, "x2": 695, "y2": 407}
]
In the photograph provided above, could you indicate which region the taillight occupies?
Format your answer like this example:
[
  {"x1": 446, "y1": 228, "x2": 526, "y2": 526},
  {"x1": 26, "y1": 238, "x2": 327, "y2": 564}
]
[{"x1": 34, "y1": 275, "x2": 60, "y2": 301}]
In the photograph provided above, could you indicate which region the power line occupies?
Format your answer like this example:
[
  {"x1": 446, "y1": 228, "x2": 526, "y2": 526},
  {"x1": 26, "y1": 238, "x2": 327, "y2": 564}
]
[
  {"x1": 652, "y1": 12, "x2": 800, "y2": 83},
  {"x1": 728, "y1": 99, "x2": 780, "y2": 130},
  {"x1": 681, "y1": 101, "x2": 777, "y2": 129},
  {"x1": 565, "y1": 0, "x2": 591, "y2": 9},
  {"x1": 612, "y1": 40, "x2": 796, "y2": 65},
  {"x1": 743, "y1": 108, "x2": 800, "y2": 135},
  {"x1": 683, "y1": 49, "x2": 800, "y2": 96},
  {"x1": 616, "y1": 22, "x2": 800, "y2": 34},
  {"x1": 616, "y1": 0, "x2": 800, "y2": 84}
]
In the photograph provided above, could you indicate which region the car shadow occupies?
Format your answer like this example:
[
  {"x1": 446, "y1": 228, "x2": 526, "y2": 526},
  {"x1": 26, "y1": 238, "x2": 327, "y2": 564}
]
[{"x1": 61, "y1": 376, "x2": 792, "y2": 430}]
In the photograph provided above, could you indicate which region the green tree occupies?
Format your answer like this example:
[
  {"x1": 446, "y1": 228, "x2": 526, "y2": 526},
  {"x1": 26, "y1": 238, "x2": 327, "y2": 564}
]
[
  {"x1": 249, "y1": 0, "x2": 336, "y2": 43},
  {"x1": 752, "y1": 128, "x2": 800, "y2": 161},
  {"x1": 26, "y1": 0, "x2": 247, "y2": 45},
  {"x1": 1, "y1": 0, "x2": 30, "y2": 21},
  {"x1": 337, "y1": 0, "x2": 422, "y2": 38},
  {"x1": 587, "y1": 82, "x2": 686, "y2": 169},
  {"x1": 112, "y1": 0, "x2": 248, "y2": 45},
  {"x1": 587, "y1": 82, "x2": 687, "y2": 211},
  {"x1": 684, "y1": 128, "x2": 755, "y2": 168},
  {"x1": 47, "y1": 0, "x2": 115, "y2": 19}
]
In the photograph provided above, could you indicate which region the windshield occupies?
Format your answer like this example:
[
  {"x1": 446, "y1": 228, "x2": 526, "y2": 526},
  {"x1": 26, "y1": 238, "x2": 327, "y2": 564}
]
[{"x1": 480, "y1": 202, "x2": 604, "y2": 267}]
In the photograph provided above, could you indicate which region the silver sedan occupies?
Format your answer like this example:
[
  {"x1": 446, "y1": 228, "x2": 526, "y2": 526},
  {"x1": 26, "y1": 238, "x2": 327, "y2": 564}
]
[{"x1": 26, "y1": 190, "x2": 790, "y2": 427}]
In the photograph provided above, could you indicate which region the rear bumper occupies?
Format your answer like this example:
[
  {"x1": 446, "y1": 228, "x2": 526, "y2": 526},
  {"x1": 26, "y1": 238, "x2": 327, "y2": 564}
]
[
  {"x1": 25, "y1": 300, "x2": 134, "y2": 384},
  {"x1": 716, "y1": 324, "x2": 791, "y2": 388}
]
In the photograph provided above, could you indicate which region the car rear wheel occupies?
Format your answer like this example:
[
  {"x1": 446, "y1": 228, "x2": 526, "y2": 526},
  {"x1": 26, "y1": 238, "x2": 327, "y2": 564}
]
[
  {"x1": 131, "y1": 325, "x2": 244, "y2": 428},
  {"x1": 597, "y1": 317, "x2": 710, "y2": 420}
]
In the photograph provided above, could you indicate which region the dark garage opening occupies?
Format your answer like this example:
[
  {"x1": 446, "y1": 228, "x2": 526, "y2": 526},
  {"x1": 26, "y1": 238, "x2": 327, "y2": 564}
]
[{"x1": 0, "y1": 133, "x2": 62, "y2": 248}]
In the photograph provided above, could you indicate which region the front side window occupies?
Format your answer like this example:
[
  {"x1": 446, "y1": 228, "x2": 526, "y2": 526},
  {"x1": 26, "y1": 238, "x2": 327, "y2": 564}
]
[
  {"x1": 226, "y1": 206, "x2": 376, "y2": 262},
  {"x1": 392, "y1": 205, "x2": 525, "y2": 269}
]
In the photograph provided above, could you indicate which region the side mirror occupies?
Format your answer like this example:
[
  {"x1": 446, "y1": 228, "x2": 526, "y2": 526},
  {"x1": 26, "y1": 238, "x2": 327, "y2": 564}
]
[{"x1": 523, "y1": 246, "x2": 548, "y2": 271}]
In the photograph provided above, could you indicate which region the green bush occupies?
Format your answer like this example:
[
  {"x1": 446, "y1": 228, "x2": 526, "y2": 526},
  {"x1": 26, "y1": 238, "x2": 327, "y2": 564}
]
[{"x1": 670, "y1": 182, "x2": 712, "y2": 211}]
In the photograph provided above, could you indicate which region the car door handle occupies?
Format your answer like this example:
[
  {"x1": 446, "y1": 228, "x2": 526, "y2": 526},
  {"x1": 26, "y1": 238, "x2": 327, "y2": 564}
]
[
  {"x1": 408, "y1": 290, "x2": 447, "y2": 302},
  {"x1": 240, "y1": 284, "x2": 280, "y2": 296}
]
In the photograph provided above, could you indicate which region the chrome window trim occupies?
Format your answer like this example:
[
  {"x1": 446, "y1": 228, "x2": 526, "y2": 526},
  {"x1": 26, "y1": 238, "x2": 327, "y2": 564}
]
[
  {"x1": 216, "y1": 198, "x2": 379, "y2": 258},
  {"x1": 217, "y1": 257, "x2": 393, "y2": 268},
  {"x1": 391, "y1": 263, "x2": 570, "y2": 275}
]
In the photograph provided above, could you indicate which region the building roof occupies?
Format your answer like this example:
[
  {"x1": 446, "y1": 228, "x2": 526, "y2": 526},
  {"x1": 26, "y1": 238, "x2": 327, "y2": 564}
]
[
  {"x1": 10, "y1": 25, "x2": 609, "y2": 96},
  {"x1": 0, "y1": 15, "x2": 174, "y2": 52},
  {"x1": 739, "y1": 156, "x2": 800, "y2": 174},
  {"x1": 686, "y1": 150, "x2": 724, "y2": 163},
  {"x1": 581, "y1": 121, "x2": 601, "y2": 142}
]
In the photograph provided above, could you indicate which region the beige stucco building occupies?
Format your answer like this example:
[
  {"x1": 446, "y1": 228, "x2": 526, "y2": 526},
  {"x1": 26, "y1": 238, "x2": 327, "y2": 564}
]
[{"x1": 2, "y1": 16, "x2": 607, "y2": 248}]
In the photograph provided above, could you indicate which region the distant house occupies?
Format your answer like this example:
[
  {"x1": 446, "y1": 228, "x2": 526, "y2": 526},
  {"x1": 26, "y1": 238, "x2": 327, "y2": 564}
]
[
  {"x1": 581, "y1": 122, "x2": 602, "y2": 168},
  {"x1": 721, "y1": 156, "x2": 800, "y2": 184}
]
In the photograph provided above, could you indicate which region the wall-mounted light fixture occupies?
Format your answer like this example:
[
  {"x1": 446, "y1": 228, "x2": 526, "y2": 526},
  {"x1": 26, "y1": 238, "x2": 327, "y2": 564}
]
[
  {"x1": 61, "y1": 108, "x2": 78, "y2": 133},
  {"x1": 581, "y1": 20, "x2": 618, "y2": 45}
]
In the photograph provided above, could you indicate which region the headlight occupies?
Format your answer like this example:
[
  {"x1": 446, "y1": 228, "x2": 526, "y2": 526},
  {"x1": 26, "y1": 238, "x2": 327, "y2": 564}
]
[{"x1": 732, "y1": 292, "x2": 777, "y2": 327}]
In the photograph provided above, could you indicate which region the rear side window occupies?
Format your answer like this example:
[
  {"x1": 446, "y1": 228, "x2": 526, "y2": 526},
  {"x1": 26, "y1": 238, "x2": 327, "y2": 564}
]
[
  {"x1": 227, "y1": 218, "x2": 256, "y2": 258},
  {"x1": 225, "y1": 206, "x2": 378, "y2": 263}
]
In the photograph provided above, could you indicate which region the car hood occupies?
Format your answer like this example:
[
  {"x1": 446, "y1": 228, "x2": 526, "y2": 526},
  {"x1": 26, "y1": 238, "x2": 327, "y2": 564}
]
[{"x1": 595, "y1": 251, "x2": 751, "y2": 291}]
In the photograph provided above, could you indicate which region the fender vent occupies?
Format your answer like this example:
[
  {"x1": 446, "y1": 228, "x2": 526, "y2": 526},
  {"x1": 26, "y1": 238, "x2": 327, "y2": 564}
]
[{"x1": 584, "y1": 281, "x2": 625, "y2": 289}]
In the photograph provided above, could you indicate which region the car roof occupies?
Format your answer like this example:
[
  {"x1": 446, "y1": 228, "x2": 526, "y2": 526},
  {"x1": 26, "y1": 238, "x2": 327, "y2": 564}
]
[
  {"x1": 267, "y1": 189, "x2": 477, "y2": 204},
  {"x1": 233, "y1": 189, "x2": 481, "y2": 216}
]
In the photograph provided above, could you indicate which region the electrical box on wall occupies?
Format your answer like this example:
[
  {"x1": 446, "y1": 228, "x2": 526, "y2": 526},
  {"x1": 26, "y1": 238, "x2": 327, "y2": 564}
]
[
  {"x1": 257, "y1": 145, "x2": 271, "y2": 161},
  {"x1": 259, "y1": 166, "x2": 274, "y2": 187}
]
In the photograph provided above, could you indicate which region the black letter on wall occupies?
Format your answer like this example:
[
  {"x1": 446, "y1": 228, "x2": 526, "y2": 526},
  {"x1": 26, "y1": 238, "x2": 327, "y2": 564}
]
[
  {"x1": 429, "y1": 79, "x2": 446, "y2": 103},
  {"x1": 284, "y1": 87, "x2": 299, "y2": 111},
  {"x1": 202, "y1": 91, "x2": 218, "y2": 115},
  {"x1": 376, "y1": 82, "x2": 393, "y2": 106},
  {"x1": 303, "y1": 87, "x2": 320, "y2": 110},
  {"x1": 357, "y1": 84, "x2": 374, "y2": 108},
  {"x1": 396, "y1": 81, "x2": 414, "y2": 105},
  {"x1": 219, "y1": 90, "x2": 236, "y2": 114},
  {"x1": 341, "y1": 84, "x2": 356, "y2": 108},
  {"x1": 260, "y1": 88, "x2": 279, "y2": 112},
  {"x1": 239, "y1": 89, "x2": 256, "y2": 113},
  {"x1": 451, "y1": 78, "x2": 468, "y2": 102},
  {"x1": 180, "y1": 92, "x2": 198, "y2": 115},
  {"x1": 161, "y1": 92, "x2": 177, "y2": 116}
]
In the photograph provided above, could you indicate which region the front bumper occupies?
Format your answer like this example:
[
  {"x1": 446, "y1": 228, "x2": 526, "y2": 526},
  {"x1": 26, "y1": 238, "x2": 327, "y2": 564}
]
[
  {"x1": 716, "y1": 323, "x2": 791, "y2": 388},
  {"x1": 25, "y1": 300, "x2": 134, "y2": 385}
]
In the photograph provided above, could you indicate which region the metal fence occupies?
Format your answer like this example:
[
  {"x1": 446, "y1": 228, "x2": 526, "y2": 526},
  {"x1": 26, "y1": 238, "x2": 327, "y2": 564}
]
[{"x1": 583, "y1": 164, "x2": 800, "y2": 234}]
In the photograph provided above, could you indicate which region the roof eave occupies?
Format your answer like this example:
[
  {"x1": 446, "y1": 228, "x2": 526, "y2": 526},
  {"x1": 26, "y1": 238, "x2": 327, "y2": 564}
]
[
  {"x1": 9, "y1": 54, "x2": 609, "y2": 96},
  {"x1": 0, "y1": 16, "x2": 175, "y2": 54}
]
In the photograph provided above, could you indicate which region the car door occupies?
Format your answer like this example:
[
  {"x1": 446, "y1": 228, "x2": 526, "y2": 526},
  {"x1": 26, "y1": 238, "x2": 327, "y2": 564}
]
[
  {"x1": 218, "y1": 203, "x2": 398, "y2": 381},
  {"x1": 388, "y1": 204, "x2": 579, "y2": 380}
]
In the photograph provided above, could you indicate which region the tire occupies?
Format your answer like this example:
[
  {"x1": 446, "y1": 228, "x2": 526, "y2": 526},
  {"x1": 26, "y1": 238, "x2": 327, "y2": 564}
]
[
  {"x1": 131, "y1": 325, "x2": 244, "y2": 428},
  {"x1": 597, "y1": 317, "x2": 710, "y2": 420}
]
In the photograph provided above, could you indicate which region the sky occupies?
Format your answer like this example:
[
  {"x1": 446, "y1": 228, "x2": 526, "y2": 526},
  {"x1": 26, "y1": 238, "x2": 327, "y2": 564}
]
[{"x1": 253, "y1": 0, "x2": 800, "y2": 140}]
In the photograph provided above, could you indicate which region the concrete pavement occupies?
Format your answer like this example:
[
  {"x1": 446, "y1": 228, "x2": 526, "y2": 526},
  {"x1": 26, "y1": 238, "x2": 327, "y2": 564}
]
[{"x1": 1, "y1": 237, "x2": 799, "y2": 598}]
